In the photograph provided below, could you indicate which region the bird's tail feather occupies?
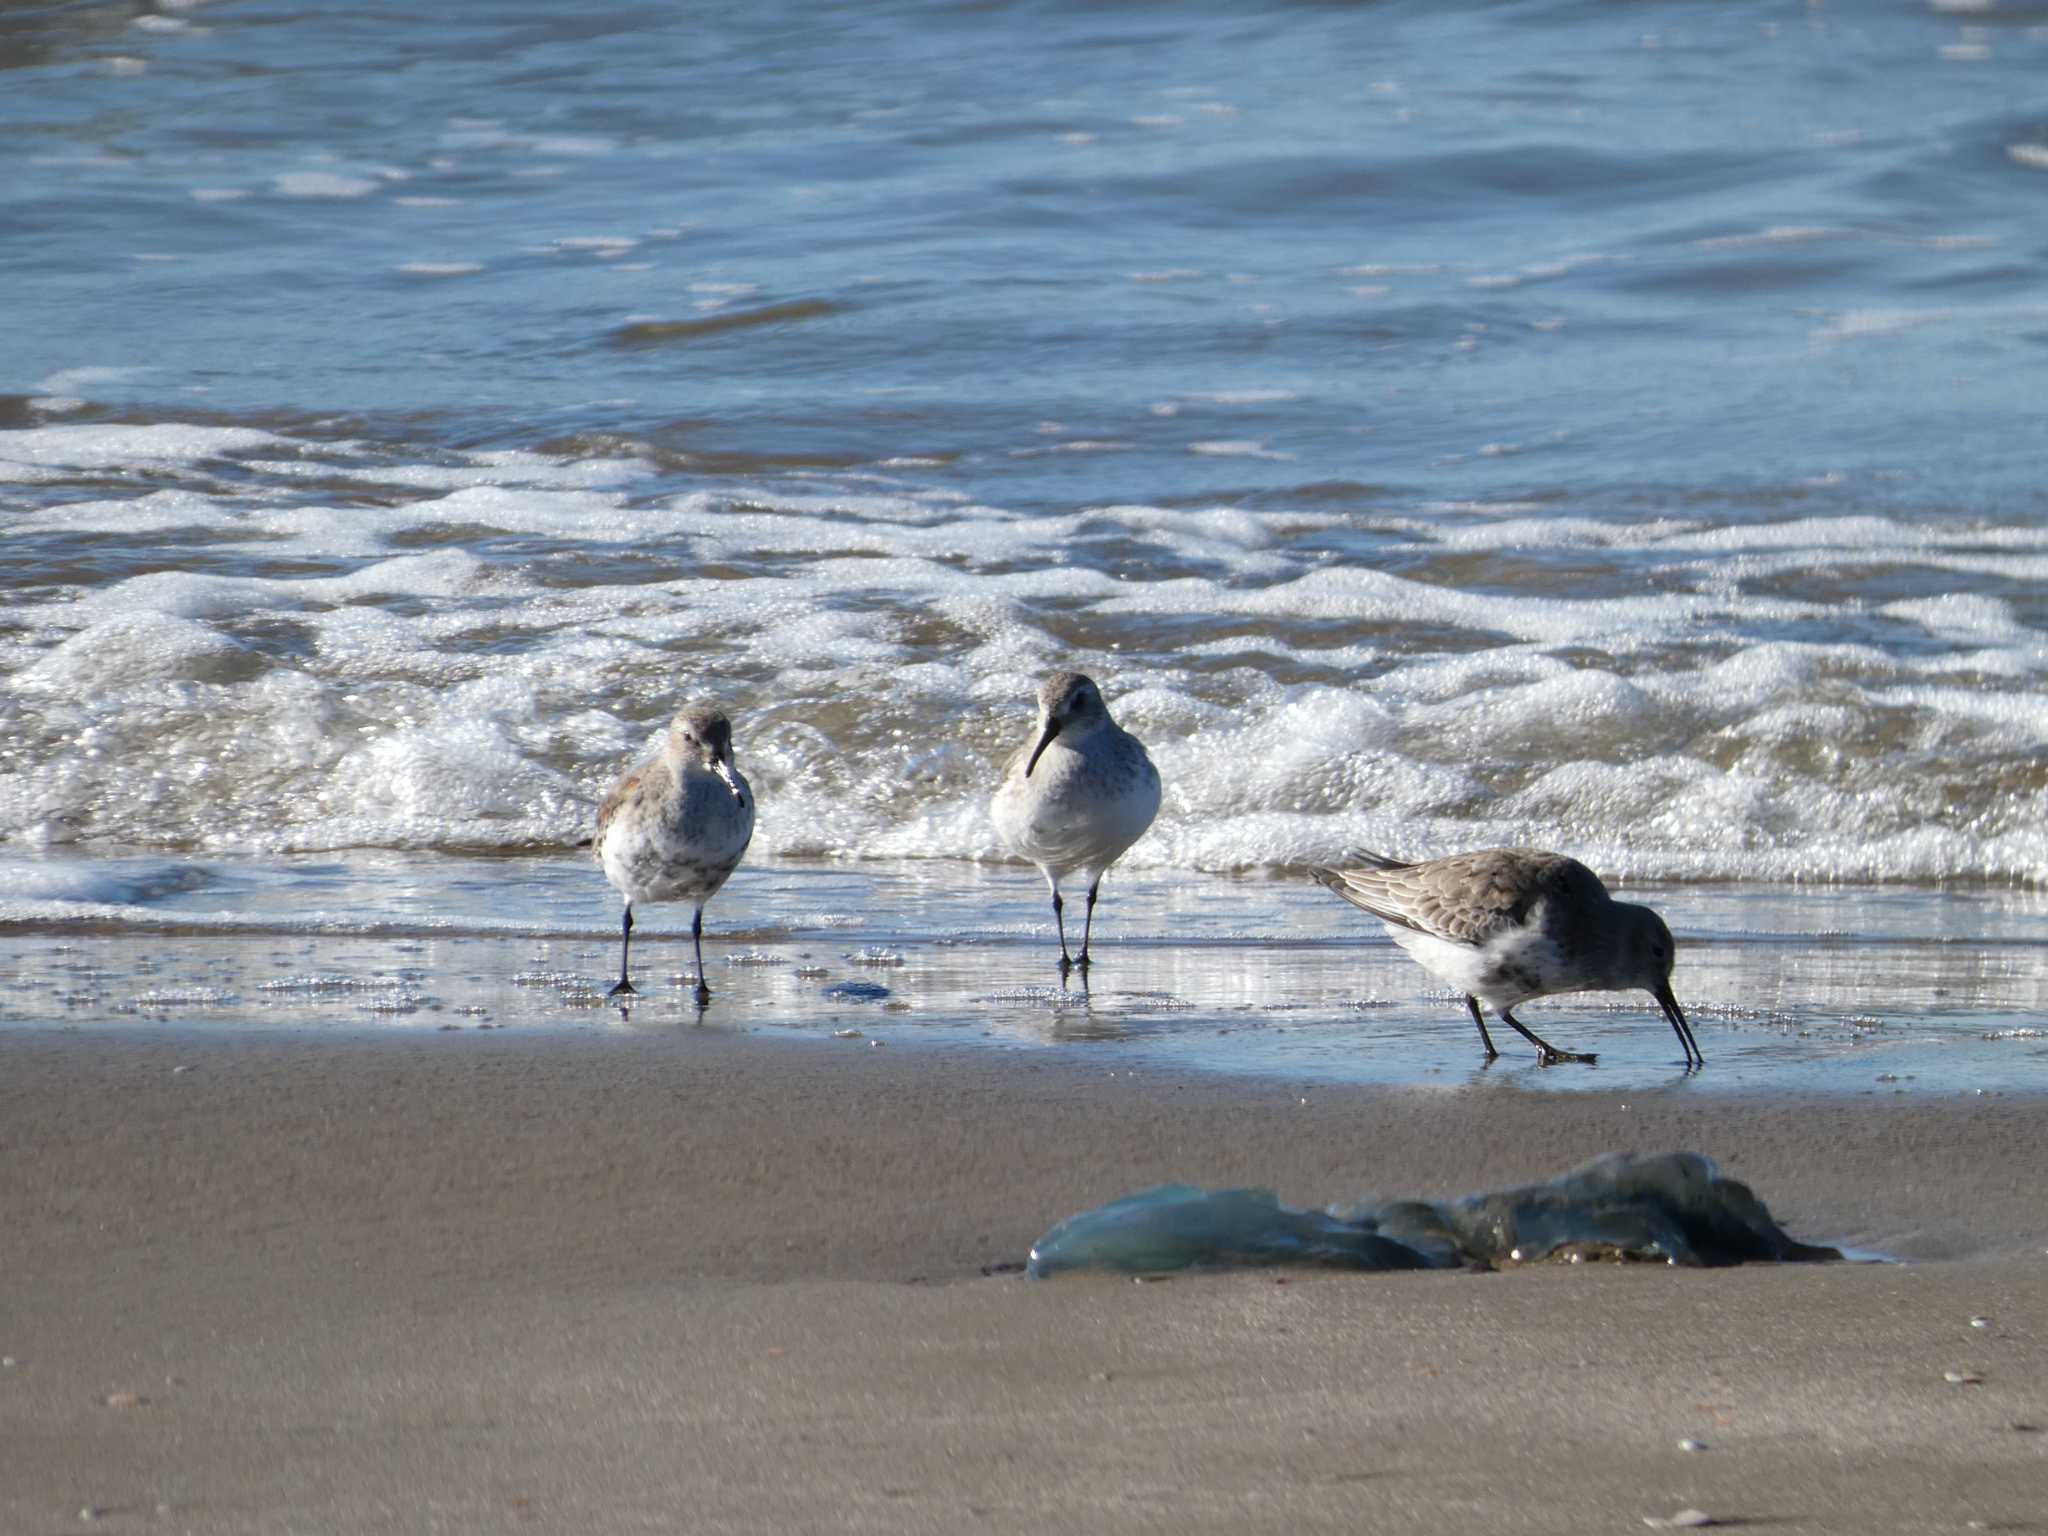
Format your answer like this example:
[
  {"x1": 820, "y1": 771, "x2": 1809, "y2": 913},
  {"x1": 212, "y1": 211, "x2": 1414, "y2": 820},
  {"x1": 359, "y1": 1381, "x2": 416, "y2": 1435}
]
[{"x1": 1308, "y1": 860, "x2": 1422, "y2": 931}]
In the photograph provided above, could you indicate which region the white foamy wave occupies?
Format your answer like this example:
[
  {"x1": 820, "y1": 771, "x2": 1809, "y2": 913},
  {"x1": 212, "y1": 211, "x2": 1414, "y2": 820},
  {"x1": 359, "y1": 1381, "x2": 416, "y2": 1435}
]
[
  {"x1": 1880, "y1": 594, "x2": 2027, "y2": 640},
  {"x1": 0, "y1": 423, "x2": 285, "y2": 481},
  {"x1": 0, "y1": 857, "x2": 216, "y2": 906},
  {"x1": 273, "y1": 170, "x2": 379, "y2": 199},
  {"x1": 1812, "y1": 307, "x2": 1951, "y2": 343},
  {"x1": 246, "y1": 451, "x2": 651, "y2": 494},
  {"x1": 1097, "y1": 565, "x2": 1803, "y2": 652},
  {"x1": 1173, "y1": 388, "x2": 1305, "y2": 406},
  {"x1": 1694, "y1": 225, "x2": 1843, "y2": 250},
  {"x1": 4, "y1": 436, "x2": 2044, "y2": 881},
  {"x1": 15, "y1": 612, "x2": 255, "y2": 691},
  {"x1": 1189, "y1": 439, "x2": 1293, "y2": 461},
  {"x1": 33, "y1": 549, "x2": 500, "y2": 628},
  {"x1": 233, "y1": 487, "x2": 647, "y2": 558}
]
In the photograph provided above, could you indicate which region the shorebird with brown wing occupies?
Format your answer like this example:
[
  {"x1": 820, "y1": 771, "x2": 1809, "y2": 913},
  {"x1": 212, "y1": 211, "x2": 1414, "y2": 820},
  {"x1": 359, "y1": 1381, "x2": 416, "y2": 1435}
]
[{"x1": 1312, "y1": 848, "x2": 1701, "y2": 1068}]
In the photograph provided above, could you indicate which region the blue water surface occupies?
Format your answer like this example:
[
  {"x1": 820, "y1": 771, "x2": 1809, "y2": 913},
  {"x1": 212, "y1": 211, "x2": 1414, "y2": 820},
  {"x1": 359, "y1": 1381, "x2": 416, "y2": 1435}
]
[{"x1": 6, "y1": 0, "x2": 2045, "y2": 512}]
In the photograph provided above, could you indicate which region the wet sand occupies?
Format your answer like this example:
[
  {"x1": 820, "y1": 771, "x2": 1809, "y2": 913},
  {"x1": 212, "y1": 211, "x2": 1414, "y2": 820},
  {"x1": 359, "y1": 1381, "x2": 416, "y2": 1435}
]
[{"x1": 4, "y1": 1016, "x2": 2045, "y2": 1534}]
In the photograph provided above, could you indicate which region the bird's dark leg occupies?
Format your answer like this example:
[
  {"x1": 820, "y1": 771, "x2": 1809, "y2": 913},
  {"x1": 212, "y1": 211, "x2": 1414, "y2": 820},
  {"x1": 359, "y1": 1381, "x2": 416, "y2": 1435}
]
[
  {"x1": 1498, "y1": 1007, "x2": 1597, "y2": 1066},
  {"x1": 690, "y1": 906, "x2": 711, "y2": 1006},
  {"x1": 1053, "y1": 891, "x2": 1073, "y2": 973},
  {"x1": 607, "y1": 906, "x2": 637, "y2": 999},
  {"x1": 1464, "y1": 996, "x2": 1500, "y2": 1062},
  {"x1": 1076, "y1": 880, "x2": 1100, "y2": 971}
]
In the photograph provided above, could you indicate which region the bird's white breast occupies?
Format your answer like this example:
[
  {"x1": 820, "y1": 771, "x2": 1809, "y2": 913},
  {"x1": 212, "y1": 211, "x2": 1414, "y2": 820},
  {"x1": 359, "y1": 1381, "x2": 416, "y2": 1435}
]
[
  {"x1": 992, "y1": 730, "x2": 1160, "y2": 880},
  {"x1": 599, "y1": 761, "x2": 754, "y2": 905}
]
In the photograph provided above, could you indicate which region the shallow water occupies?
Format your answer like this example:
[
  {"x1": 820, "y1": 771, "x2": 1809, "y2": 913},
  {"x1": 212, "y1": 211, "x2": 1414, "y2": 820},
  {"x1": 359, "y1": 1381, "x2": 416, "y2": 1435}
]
[
  {"x1": 5, "y1": 853, "x2": 2043, "y2": 1095},
  {"x1": 4, "y1": 0, "x2": 2048, "y2": 889}
]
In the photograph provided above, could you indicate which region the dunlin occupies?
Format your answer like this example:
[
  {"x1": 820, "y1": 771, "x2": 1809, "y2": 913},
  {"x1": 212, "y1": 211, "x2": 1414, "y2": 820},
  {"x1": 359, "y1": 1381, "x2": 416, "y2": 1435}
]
[
  {"x1": 1311, "y1": 848, "x2": 1700, "y2": 1067},
  {"x1": 594, "y1": 706, "x2": 755, "y2": 1004},
  {"x1": 991, "y1": 671, "x2": 1161, "y2": 972}
]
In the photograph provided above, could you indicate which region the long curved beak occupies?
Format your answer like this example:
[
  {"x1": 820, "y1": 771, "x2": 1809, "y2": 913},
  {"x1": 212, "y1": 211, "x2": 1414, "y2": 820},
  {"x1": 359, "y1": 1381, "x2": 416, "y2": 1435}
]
[
  {"x1": 1654, "y1": 980, "x2": 1702, "y2": 1067},
  {"x1": 1023, "y1": 719, "x2": 1061, "y2": 777}
]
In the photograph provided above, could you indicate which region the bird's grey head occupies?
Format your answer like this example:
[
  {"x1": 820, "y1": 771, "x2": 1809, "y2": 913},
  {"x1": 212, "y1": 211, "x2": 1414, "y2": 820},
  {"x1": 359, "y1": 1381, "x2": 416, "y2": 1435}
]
[
  {"x1": 1025, "y1": 671, "x2": 1110, "y2": 776},
  {"x1": 1609, "y1": 903, "x2": 1677, "y2": 985},
  {"x1": 670, "y1": 707, "x2": 735, "y2": 769},
  {"x1": 1614, "y1": 902, "x2": 1692, "y2": 1061}
]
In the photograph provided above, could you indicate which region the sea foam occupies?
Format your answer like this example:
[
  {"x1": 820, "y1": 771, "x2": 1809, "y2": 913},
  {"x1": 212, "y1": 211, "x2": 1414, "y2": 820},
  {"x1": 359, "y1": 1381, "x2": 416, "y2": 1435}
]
[{"x1": 3, "y1": 427, "x2": 2045, "y2": 882}]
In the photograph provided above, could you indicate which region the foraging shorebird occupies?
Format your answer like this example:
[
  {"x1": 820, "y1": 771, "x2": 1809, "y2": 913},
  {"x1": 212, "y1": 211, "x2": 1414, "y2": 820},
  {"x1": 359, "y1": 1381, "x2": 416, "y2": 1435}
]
[
  {"x1": 594, "y1": 706, "x2": 754, "y2": 1005},
  {"x1": 1311, "y1": 848, "x2": 1700, "y2": 1067},
  {"x1": 991, "y1": 671, "x2": 1161, "y2": 972}
]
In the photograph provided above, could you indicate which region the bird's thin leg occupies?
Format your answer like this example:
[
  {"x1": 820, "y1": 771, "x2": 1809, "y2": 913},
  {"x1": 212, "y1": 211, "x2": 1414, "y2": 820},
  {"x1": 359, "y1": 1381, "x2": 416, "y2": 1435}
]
[
  {"x1": 1498, "y1": 1007, "x2": 1597, "y2": 1066},
  {"x1": 1464, "y1": 996, "x2": 1500, "y2": 1061},
  {"x1": 1052, "y1": 891, "x2": 1073, "y2": 973},
  {"x1": 607, "y1": 907, "x2": 638, "y2": 999},
  {"x1": 691, "y1": 907, "x2": 711, "y2": 1006},
  {"x1": 1076, "y1": 880, "x2": 1100, "y2": 971}
]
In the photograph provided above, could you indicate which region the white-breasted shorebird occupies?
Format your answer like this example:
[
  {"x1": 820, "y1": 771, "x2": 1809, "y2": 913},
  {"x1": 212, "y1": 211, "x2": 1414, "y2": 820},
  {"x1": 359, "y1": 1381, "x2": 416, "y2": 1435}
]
[
  {"x1": 595, "y1": 706, "x2": 754, "y2": 1005},
  {"x1": 991, "y1": 671, "x2": 1161, "y2": 973}
]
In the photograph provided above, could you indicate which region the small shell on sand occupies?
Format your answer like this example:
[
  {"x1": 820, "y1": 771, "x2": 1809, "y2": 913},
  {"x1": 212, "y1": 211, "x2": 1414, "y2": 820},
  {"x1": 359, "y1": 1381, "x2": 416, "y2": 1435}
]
[
  {"x1": 1644, "y1": 1512, "x2": 1714, "y2": 1531},
  {"x1": 102, "y1": 1392, "x2": 147, "y2": 1408}
]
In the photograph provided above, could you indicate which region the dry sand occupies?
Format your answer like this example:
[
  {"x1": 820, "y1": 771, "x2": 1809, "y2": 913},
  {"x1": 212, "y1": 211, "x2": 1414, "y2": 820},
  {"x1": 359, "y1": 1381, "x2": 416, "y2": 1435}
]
[{"x1": 4, "y1": 1022, "x2": 2044, "y2": 1534}]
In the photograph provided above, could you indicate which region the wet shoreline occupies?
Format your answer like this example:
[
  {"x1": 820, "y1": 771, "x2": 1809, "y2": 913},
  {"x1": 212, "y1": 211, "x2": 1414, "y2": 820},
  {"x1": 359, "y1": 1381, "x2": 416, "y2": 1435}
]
[{"x1": 3, "y1": 856, "x2": 2043, "y2": 1097}]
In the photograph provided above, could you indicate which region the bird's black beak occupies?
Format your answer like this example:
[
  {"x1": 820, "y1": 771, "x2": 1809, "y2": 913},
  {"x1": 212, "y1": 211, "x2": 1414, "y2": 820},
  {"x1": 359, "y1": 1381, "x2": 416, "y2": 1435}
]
[
  {"x1": 1024, "y1": 718, "x2": 1061, "y2": 777},
  {"x1": 1654, "y1": 980, "x2": 1702, "y2": 1066}
]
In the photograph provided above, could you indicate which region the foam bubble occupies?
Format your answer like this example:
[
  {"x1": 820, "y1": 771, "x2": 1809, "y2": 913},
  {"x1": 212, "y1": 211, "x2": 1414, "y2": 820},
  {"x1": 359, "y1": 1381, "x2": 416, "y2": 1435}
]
[
  {"x1": 15, "y1": 613, "x2": 254, "y2": 692},
  {"x1": 1882, "y1": 594, "x2": 2025, "y2": 639},
  {"x1": 1189, "y1": 440, "x2": 1292, "y2": 461},
  {"x1": 35, "y1": 366, "x2": 152, "y2": 393},
  {"x1": 0, "y1": 423, "x2": 282, "y2": 481},
  {"x1": 1813, "y1": 307, "x2": 1951, "y2": 342},
  {"x1": 318, "y1": 716, "x2": 583, "y2": 847},
  {"x1": 1695, "y1": 225, "x2": 1841, "y2": 250},
  {"x1": 0, "y1": 857, "x2": 212, "y2": 906},
  {"x1": 273, "y1": 171, "x2": 380, "y2": 199},
  {"x1": 551, "y1": 235, "x2": 639, "y2": 254},
  {"x1": 1174, "y1": 388, "x2": 1303, "y2": 406}
]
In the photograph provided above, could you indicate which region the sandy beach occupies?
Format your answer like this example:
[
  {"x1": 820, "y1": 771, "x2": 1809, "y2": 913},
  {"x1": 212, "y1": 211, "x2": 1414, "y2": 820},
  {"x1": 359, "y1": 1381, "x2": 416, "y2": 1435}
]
[
  {"x1": 11, "y1": 0, "x2": 2048, "y2": 1527},
  {"x1": 5, "y1": 1012, "x2": 2044, "y2": 1535}
]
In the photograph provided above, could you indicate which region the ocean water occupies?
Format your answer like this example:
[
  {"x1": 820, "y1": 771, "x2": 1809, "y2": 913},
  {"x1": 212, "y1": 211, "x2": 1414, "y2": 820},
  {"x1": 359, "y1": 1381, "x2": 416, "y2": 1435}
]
[{"x1": 3, "y1": 1, "x2": 2045, "y2": 1078}]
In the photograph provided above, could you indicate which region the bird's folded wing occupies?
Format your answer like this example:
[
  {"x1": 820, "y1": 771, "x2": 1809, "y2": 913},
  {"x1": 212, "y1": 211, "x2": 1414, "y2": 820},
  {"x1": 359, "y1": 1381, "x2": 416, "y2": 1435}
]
[{"x1": 1310, "y1": 859, "x2": 1524, "y2": 947}]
